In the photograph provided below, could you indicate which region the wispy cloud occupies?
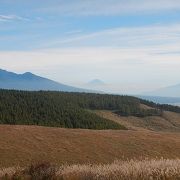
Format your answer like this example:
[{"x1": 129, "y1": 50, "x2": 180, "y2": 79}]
[
  {"x1": 39, "y1": 0, "x2": 180, "y2": 16},
  {"x1": 40, "y1": 23, "x2": 180, "y2": 55},
  {"x1": 0, "y1": 15, "x2": 29, "y2": 22}
]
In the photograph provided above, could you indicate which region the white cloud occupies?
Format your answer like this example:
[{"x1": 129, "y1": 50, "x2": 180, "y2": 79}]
[
  {"x1": 0, "y1": 15, "x2": 29, "y2": 22},
  {"x1": 39, "y1": 0, "x2": 180, "y2": 16}
]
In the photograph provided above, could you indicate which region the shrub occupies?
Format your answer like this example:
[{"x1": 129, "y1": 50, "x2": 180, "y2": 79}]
[
  {"x1": 27, "y1": 162, "x2": 57, "y2": 180},
  {"x1": 1, "y1": 162, "x2": 57, "y2": 180}
]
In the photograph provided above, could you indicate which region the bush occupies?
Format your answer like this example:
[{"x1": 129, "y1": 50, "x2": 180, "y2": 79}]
[
  {"x1": 27, "y1": 162, "x2": 57, "y2": 180},
  {"x1": 2, "y1": 162, "x2": 57, "y2": 180}
]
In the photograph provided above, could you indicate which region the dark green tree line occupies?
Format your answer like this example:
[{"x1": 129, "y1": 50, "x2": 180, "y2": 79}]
[{"x1": 0, "y1": 90, "x2": 179, "y2": 129}]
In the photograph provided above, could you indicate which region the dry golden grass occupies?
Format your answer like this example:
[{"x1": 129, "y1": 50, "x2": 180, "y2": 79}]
[
  {"x1": 0, "y1": 125, "x2": 180, "y2": 168},
  {"x1": 95, "y1": 110, "x2": 180, "y2": 132},
  {"x1": 0, "y1": 167, "x2": 18, "y2": 178},
  {"x1": 140, "y1": 104, "x2": 155, "y2": 110},
  {"x1": 59, "y1": 158, "x2": 180, "y2": 180},
  {"x1": 1, "y1": 159, "x2": 180, "y2": 179}
]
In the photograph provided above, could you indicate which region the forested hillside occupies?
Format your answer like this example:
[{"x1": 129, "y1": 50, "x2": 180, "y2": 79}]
[{"x1": 0, "y1": 90, "x2": 179, "y2": 129}]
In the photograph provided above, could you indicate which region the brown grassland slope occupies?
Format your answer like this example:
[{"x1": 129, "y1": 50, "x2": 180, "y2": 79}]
[
  {"x1": 0, "y1": 124, "x2": 180, "y2": 168},
  {"x1": 95, "y1": 110, "x2": 180, "y2": 132}
]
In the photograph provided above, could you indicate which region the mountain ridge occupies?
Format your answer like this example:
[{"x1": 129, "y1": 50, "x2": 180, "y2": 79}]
[{"x1": 0, "y1": 69, "x2": 95, "y2": 92}]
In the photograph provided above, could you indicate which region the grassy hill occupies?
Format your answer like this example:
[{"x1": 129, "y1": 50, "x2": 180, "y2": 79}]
[
  {"x1": 0, "y1": 125, "x2": 180, "y2": 168},
  {"x1": 96, "y1": 110, "x2": 180, "y2": 132}
]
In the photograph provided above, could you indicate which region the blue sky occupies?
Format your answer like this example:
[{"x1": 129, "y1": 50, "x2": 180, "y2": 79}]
[{"x1": 0, "y1": 0, "x2": 180, "y2": 94}]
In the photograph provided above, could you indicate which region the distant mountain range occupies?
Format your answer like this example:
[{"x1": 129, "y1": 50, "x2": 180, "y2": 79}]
[
  {"x1": 1, "y1": 69, "x2": 179, "y2": 99},
  {"x1": 0, "y1": 69, "x2": 95, "y2": 92},
  {"x1": 144, "y1": 83, "x2": 180, "y2": 97}
]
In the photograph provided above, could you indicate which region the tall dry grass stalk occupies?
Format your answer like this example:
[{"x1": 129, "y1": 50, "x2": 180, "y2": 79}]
[
  {"x1": 0, "y1": 158, "x2": 180, "y2": 179},
  {"x1": 0, "y1": 167, "x2": 20, "y2": 179},
  {"x1": 58, "y1": 158, "x2": 180, "y2": 180}
]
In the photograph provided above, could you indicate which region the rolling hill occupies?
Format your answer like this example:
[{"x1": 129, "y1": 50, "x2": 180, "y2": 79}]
[
  {"x1": 0, "y1": 69, "x2": 92, "y2": 92},
  {"x1": 0, "y1": 90, "x2": 180, "y2": 169},
  {"x1": 95, "y1": 110, "x2": 180, "y2": 132},
  {"x1": 0, "y1": 125, "x2": 180, "y2": 168}
]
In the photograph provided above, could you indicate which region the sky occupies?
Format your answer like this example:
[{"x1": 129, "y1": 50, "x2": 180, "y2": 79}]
[{"x1": 0, "y1": 0, "x2": 180, "y2": 94}]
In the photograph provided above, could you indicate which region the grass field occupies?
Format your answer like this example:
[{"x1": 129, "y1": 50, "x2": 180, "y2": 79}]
[
  {"x1": 95, "y1": 110, "x2": 180, "y2": 132},
  {"x1": 1, "y1": 159, "x2": 180, "y2": 179},
  {"x1": 0, "y1": 125, "x2": 180, "y2": 168}
]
